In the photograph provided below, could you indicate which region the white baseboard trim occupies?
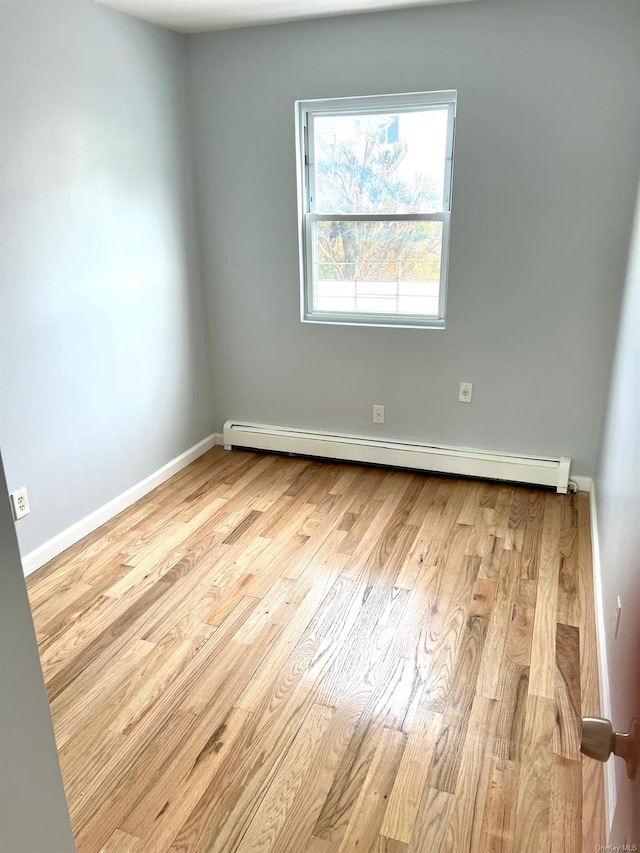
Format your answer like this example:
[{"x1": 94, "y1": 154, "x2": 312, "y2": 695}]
[
  {"x1": 22, "y1": 433, "x2": 222, "y2": 577},
  {"x1": 588, "y1": 481, "x2": 616, "y2": 835},
  {"x1": 571, "y1": 474, "x2": 593, "y2": 493}
]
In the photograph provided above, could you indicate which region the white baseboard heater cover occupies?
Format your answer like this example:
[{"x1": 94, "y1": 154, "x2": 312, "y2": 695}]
[{"x1": 223, "y1": 421, "x2": 572, "y2": 493}]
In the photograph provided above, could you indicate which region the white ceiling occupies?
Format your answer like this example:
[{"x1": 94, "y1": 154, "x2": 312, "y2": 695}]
[{"x1": 96, "y1": 0, "x2": 475, "y2": 34}]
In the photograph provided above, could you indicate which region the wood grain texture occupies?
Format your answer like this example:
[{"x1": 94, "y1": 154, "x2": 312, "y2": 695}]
[
  {"x1": 442, "y1": 695, "x2": 500, "y2": 853},
  {"x1": 337, "y1": 726, "x2": 406, "y2": 853},
  {"x1": 512, "y1": 694, "x2": 554, "y2": 853},
  {"x1": 235, "y1": 703, "x2": 334, "y2": 853},
  {"x1": 408, "y1": 787, "x2": 453, "y2": 853},
  {"x1": 553, "y1": 622, "x2": 581, "y2": 760},
  {"x1": 380, "y1": 710, "x2": 441, "y2": 843},
  {"x1": 98, "y1": 830, "x2": 141, "y2": 853},
  {"x1": 551, "y1": 754, "x2": 581, "y2": 853},
  {"x1": 26, "y1": 447, "x2": 603, "y2": 852},
  {"x1": 477, "y1": 756, "x2": 519, "y2": 853},
  {"x1": 528, "y1": 494, "x2": 562, "y2": 699},
  {"x1": 504, "y1": 579, "x2": 536, "y2": 667}
]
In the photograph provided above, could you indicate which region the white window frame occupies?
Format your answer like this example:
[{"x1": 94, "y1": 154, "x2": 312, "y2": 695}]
[{"x1": 296, "y1": 90, "x2": 457, "y2": 329}]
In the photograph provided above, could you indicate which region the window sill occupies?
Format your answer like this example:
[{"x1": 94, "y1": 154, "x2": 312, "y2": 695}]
[{"x1": 301, "y1": 314, "x2": 446, "y2": 330}]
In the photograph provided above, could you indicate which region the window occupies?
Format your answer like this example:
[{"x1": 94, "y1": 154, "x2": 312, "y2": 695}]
[{"x1": 296, "y1": 91, "x2": 456, "y2": 328}]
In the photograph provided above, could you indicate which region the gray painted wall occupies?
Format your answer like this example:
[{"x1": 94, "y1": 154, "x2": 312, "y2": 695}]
[
  {"x1": 596, "y1": 183, "x2": 640, "y2": 843},
  {"x1": 0, "y1": 0, "x2": 214, "y2": 557},
  {"x1": 187, "y1": 0, "x2": 640, "y2": 476},
  {"x1": 0, "y1": 454, "x2": 75, "y2": 851}
]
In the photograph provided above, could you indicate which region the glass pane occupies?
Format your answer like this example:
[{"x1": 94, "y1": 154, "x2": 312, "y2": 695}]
[
  {"x1": 313, "y1": 220, "x2": 442, "y2": 317},
  {"x1": 313, "y1": 108, "x2": 449, "y2": 214}
]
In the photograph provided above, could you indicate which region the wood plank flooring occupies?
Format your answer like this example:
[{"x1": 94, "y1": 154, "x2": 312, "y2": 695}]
[{"x1": 26, "y1": 448, "x2": 605, "y2": 853}]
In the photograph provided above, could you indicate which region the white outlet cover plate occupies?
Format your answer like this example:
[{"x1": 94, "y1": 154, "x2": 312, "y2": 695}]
[
  {"x1": 459, "y1": 382, "x2": 473, "y2": 402},
  {"x1": 10, "y1": 486, "x2": 30, "y2": 521},
  {"x1": 373, "y1": 404, "x2": 385, "y2": 424}
]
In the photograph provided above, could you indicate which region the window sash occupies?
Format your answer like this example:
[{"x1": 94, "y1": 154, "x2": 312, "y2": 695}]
[
  {"x1": 305, "y1": 96, "x2": 456, "y2": 217},
  {"x1": 304, "y1": 213, "x2": 450, "y2": 328}
]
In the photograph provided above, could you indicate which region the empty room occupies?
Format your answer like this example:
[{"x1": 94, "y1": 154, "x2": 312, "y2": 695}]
[{"x1": 1, "y1": 0, "x2": 639, "y2": 851}]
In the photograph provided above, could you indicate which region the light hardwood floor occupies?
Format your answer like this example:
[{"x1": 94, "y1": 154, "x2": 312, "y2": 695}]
[{"x1": 27, "y1": 448, "x2": 605, "y2": 853}]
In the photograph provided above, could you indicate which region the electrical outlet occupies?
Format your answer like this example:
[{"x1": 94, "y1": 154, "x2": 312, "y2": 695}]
[
  {"x1": 459, "y1": 382, "x2": 473, "y2": 403},
  {"x1": 10, "y1": 487, "x2": 30, "y2": 521},
  {"x1": 373, "y1": 404, "x2": 385, "y2": 424},
  {"x1": 614, "y1": 596, "x2": 622, "y2": 639}
]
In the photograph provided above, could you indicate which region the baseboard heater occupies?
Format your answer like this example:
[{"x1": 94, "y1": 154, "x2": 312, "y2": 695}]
[{"x1": 222, "y1": 421, "x2": 572, "y2": 494}]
